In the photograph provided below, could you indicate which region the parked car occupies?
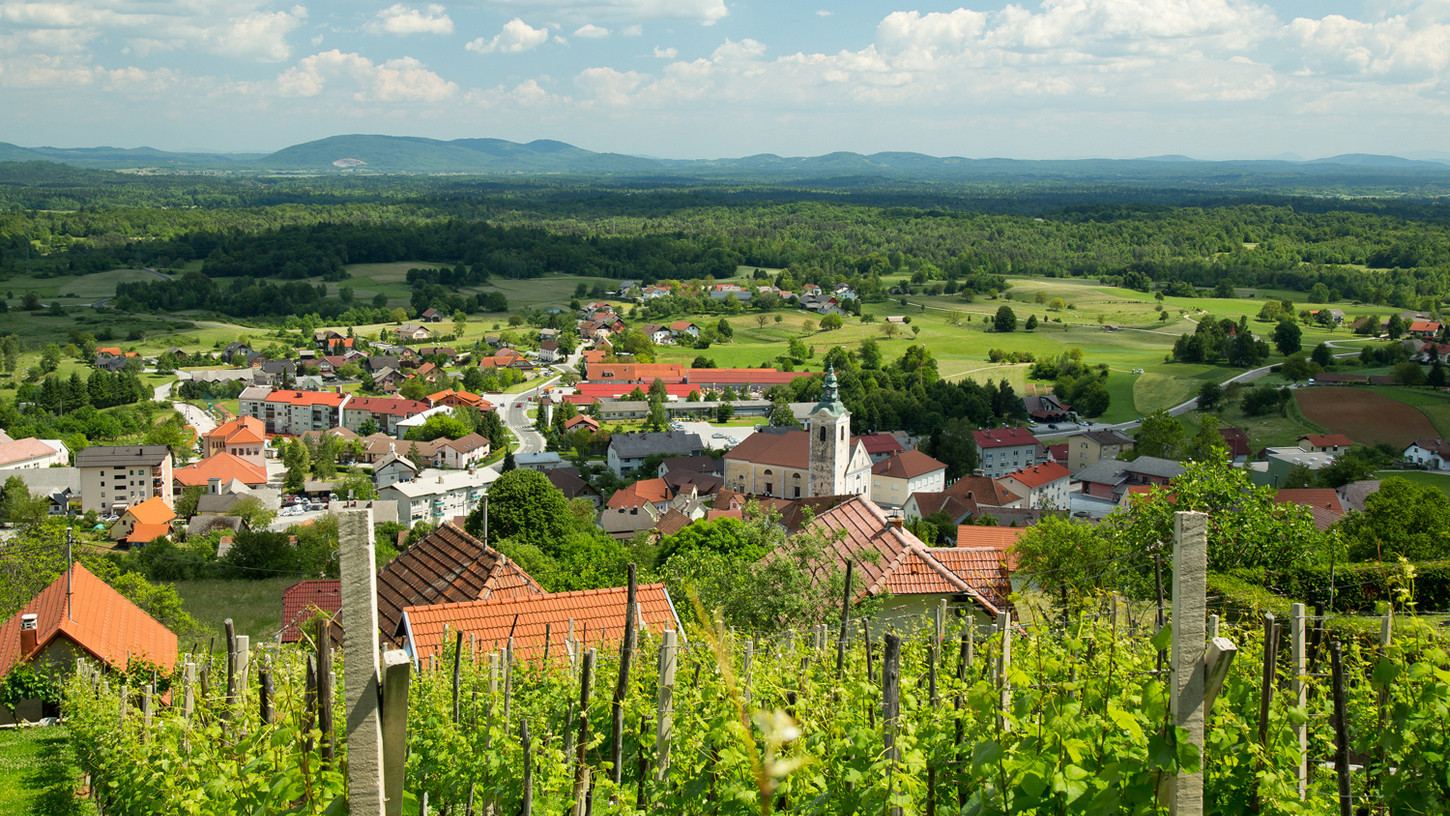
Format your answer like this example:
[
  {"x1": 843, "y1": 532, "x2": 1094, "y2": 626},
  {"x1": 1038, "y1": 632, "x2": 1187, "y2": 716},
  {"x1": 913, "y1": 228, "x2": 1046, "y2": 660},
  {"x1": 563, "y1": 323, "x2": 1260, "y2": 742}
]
[{"x1": 1048, "y1": 424, "x2": 1059, "y2": 430}]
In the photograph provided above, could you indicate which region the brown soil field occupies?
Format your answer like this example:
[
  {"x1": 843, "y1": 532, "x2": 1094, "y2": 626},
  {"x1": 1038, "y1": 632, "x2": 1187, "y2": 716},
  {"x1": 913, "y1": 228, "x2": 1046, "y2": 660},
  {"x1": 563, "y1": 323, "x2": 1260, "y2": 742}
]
[{"x1": 1294, "y1": 387, "x2": 1436, "y2": 447}]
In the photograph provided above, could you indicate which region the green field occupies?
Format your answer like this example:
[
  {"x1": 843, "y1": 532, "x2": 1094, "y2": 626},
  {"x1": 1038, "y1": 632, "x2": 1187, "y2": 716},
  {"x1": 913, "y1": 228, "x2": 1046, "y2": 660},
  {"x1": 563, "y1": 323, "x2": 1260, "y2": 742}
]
[
  {"x1": 0, "y1": 727, "x2": 92, "y2": 815},
  {"x1": 172, "y1": 576, "x2": 296, "y2": 643}
]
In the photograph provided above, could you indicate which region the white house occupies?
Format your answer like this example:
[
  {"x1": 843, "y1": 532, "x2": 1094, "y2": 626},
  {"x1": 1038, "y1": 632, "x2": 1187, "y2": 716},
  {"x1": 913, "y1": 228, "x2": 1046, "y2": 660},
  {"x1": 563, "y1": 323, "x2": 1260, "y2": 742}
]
[
  {"x1": 1404, "y1": 438, "x2": 1450, "y2": 471},
  {"x1": 999, "y1": 462, "x2": 1072, "y2": 510},
  {"x1": 379, "y1": 467, "x2": 499, "y2": 526},
  {"x1": 0, "y1": 438, "x2": 69, "y2": 471},
  {"x1": 869, "y1": 450, "x2": 947, "y2": 509}
]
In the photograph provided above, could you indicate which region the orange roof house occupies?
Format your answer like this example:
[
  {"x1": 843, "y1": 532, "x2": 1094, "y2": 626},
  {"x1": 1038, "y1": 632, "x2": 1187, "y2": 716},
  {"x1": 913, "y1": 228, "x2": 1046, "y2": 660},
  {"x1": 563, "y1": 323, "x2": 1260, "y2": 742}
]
[
  {"x1": 109, "y1": 496, "x2": 177, "y2": 545},
  {"x1": 172, "y1": 452, "x2": 269, "y2": 490},
  {"x1": 203, "y1": 416, "x2": 267, "y2": 463},
  {"x1": 0, "y1": 563, "x2": 177, "y2": 710},
  {"x1": 427, "y1": 389, "x2": 491, "y2": 410},
  {"x1": 401, "y1": 583, "x2": 684, "y2": 662},
  {"x1": 278, "y1": 579, "x2": 342, "y2": 643}
]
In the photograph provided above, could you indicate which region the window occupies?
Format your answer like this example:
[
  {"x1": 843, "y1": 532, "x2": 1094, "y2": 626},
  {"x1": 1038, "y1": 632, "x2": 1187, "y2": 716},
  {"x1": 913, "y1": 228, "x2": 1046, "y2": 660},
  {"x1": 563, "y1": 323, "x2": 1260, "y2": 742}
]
[{"x1": 819, "y1": 426, "x2": 827, "y2": 442}]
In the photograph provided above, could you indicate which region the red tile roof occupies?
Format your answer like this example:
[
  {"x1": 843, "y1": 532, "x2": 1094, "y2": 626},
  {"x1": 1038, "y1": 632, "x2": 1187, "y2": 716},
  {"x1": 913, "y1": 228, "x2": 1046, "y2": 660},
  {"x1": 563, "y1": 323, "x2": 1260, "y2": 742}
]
[
  {"x1": 1299, "y1": 434, "x2": 1354, "y2": 448},
  {"x1": 943, "y1": 475, "x2": 1020, "y2": 507},
  {"x1": 871, "y1": 449, "x2": 946, "y2": 479},
  {"x1": 776, "y1": 496, "x2": 1002, "y2": 616},
  {"x1": 972, "y1": 427, "x2": 1040, "y2": 449},
  {"x1": 0, "y1": 563, "x2": 177, "y2": 679},
  {"x1": 607, "y1": 478, "x2": 673, "y2": 509},
  {"x1": 278, "y1": 579, "x2": 341, "y2": 643},
  {"x1": 376, "y1": 523, "x2": 545, "y2": 642},
  {"x1": 265, "y1": 390, "x2": 348, "y2": 407},
  {"x1": 929, "y1": 547, "x2": 1013, "y2": 609},
  {"x1": 588, "y1": 363, "x2": 687, "y2": 382},
  {"x1": 954, "y1": 525, "x2": 1026, "y2": 550},
  {"x1": 403, "y1": 583, "x2": 682, "y2": 662},
  {"x1": 1409, "y1": 321, "x2": 1441, "y2": 333},
  {"x1": 205, "y1": 416, "x2": 266, "y2": 446},
  {"x1": 0, "y1": 438, "x2": 64, "y2": 467},
  {"x1": 855, "y1": 433, "x2": 905, "y2": 456},
  {"x1": 1272, "y1": 489, "x2": 1344, "y2": 513},
  {"x1": 723, "y1": 429, "x2": 809, "y2": 469},
  {"x1": 1002, "y1": 462, "x2": 1071, "y2": 489},
  {"x1": 348, "y1": 396, "x2": 431, "y2": 417},
  {"x1": 126, "y1": 496, "x2": 175, "y2": 525},
  {"x1": 173, "y1": 452, "x2": 268, "y2": 488}
]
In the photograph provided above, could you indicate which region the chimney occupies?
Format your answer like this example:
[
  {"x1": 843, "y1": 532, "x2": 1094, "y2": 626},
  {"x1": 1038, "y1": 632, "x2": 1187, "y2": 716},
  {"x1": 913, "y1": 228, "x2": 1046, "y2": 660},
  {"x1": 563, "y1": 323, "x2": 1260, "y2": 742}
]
[
  {"x1": 19, "y1": 614, "x2": 38, "y2": 654},
  {"x1": 888, "y1": 517, "x2": 903, "y2": 529},
  {"x1": 208, "y1": 477, "x2": 222, "y2": 494}
]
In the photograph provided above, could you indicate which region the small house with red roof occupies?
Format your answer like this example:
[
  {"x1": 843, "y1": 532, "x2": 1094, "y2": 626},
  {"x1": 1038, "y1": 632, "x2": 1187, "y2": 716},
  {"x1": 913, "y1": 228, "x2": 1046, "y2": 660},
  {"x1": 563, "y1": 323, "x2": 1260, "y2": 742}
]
[
  {"x1": 108, "y1": 496, "x2": 176, "y2": 546},
  {"x1": 172, "y1": 452, "x2": 269, "y2": 493},
  {"x1": 0, "y1": 563, "x2": 177, "y2": 723},
  {"x1": 203, "y1": 415, "x2": 267, "y2": 466},
  {"x1": 869, "y1": 450, "x2": 947, "y2": 509},
  {"x1": 998, "y1": 462, "x2": 1072, "y2": 509},
  {"x1": 1298, "y1": 434, "x2": 1353, "y2": 454},
  {"x1": 1408, "y1": 320, "x2": 1441, "y2": 338},
  {"x1": 278, "y1": 579, "x2": 342, "y2": 643}
]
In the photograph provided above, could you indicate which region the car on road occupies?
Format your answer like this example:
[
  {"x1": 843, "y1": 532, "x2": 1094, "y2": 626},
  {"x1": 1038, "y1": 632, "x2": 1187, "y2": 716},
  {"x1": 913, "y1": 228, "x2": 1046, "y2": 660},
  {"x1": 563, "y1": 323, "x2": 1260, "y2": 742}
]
[
  {"x1": 1048, "y1": 424, "x2": 1059, "y2": 430},
  {"x1": 711, "y1": 432, "x2": 727, "y2": 439}
]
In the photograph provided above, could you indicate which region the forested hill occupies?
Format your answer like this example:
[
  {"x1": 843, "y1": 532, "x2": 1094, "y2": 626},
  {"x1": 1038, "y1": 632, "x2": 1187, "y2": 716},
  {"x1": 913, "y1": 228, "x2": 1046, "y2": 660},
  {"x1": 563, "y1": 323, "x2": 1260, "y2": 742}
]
[{"x1": 2, "y1": 135, "x2": 1450, "y2": 189}]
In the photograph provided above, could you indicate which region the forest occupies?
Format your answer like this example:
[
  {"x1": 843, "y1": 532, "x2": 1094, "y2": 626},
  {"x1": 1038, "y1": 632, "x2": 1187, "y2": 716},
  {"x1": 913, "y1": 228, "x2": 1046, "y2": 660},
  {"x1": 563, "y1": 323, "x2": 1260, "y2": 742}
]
[{"x1": 3, "y1": 162, "x2": 1450, "y2": 323}]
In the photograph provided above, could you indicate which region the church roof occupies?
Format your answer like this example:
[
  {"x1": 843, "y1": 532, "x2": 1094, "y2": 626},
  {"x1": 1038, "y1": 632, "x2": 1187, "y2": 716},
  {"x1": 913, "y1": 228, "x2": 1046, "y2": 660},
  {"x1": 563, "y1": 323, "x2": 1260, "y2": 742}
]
[{"x1": 809, "y1": 366, "x2": 847, "y2": 418}]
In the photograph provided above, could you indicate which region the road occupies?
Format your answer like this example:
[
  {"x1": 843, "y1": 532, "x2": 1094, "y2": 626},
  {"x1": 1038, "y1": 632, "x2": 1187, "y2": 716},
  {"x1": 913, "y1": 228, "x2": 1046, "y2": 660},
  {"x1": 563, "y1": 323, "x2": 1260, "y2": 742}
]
[{"x1": 501, "y1": 376, "x2": 560, "y2": 454}]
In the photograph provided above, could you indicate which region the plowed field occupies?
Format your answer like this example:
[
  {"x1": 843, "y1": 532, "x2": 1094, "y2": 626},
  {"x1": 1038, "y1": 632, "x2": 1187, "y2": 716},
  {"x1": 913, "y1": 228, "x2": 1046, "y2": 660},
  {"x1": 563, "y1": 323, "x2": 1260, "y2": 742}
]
[{"x1": 1294, "y1": 387, "x2": 1436, "y2": 447}]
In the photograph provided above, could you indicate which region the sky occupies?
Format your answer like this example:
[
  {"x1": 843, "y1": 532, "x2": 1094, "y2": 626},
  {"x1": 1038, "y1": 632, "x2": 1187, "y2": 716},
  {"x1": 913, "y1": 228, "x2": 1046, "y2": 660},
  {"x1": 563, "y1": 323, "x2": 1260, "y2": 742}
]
[{"x1": 2, "y1": 0, "x2": 1448, "y2": 161}]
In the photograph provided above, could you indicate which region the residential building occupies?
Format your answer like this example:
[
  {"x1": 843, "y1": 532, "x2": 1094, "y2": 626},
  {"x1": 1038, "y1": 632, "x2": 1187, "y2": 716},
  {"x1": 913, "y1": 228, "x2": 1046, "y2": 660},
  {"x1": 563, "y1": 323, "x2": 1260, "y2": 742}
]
[
  {"x1": 546, "y1": 468, "x2": 604, "y2": 506},
  {"x1": 1298, "y1": 434, "x2": 1354, "y2": 454},
  {"x1": 400, "y1": 582, "x2": 682, "y2": 662},
  {"x1": 1408, "y1": 320, "x2": 1442, "y2": 338},
  {"x1": 172, "y1": 453, "x2": 268, "y2": 493},
  {"x1": 342, "y1": 396, "x2": 431, "y2": 435},
  {"x1": 855, "y1": 432, "x2": 906, "y2": 464},
  {"x1": 606, "y1": 432, "x2": 704, "y2": 477},
  {"x1": 77, "y1": 444, "x2": 174, "y2": 513},
  {"x1": 394, "y1": 323, "x2": 433, "y2": 341},
  {"x1": 1272, "y1": 488, "x2": 1346, "y2": 532},
  {"x1": 0, "y1": 438, "x2": 68, "y2": 471},
  {"x1": 772, "y1": 495, "x2": 1008, "y2": 628},
  {"x1": 869, "y1": 450, "x2": 948, "y2": 509},
  {"x1": 1065, "y1": 428, "x2": 1134, "y2": 472},
  {"x1": 375, "y1": 522, "x2": 544, "y2": 644},
  {"x1": 10, "y1": 468, "x2": 81, "y2": 516},
  {"x1": 420, "y1": 308, "x2": 444, "y2": 323},
  {"x1": 436, "y1": 434, "x2": 491, "y2": 470},
  {"x1": 374, "y1": 453, "x2": 421, "y2": 489},
  {"x1": 0, "y1": 563, "x2": 177, "y2": 724},
  {"x1": 972, "y1": 427, "x2": 1043, "y2": 478},
  {"x1": 1023, "y1": 395, "x2": 1073, "y2": 423},
  {"x1": 901, "y1": 491, "x2": 976, "y2": 524},
  {"x1": 1074, "y1": 456, "x2": 1184, "y2": 501},
  {"x1": 598, "y1": 505, "x2": 662, "y2": 540},
  {"x1": 108, "y1": 496, "x2": 176, "y2": 546},
  {"x1": 998, "y1": 462, "x2": 1072, "y2": 509},
  {"x1": 606, "y1": 478, "x2": 675, "y2": 513},
  {"x1": 379, "y1": 467, "x2": 499, "y2": 527},
  {"x1": 202, "y1": 416, "x2": 267, "y2": 467},
  {"x1": 240, "y1": 388, "x2": 349, "y2": 436},
  {"x1": 1218, "y1": 427, "x2": 1252, "y2": 464},
  {"x1": 1404, "y1": 438, "x2": 1450, "y2": 471},
  {"x1": 1256, "y1": 447, "x2": 1340, "y2": 488}
]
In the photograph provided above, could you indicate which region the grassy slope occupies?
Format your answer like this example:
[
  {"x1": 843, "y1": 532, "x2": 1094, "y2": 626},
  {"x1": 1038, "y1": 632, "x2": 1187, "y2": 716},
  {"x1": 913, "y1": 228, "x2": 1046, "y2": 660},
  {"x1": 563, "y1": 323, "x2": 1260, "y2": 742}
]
[
  {"x1": 1373, "y1": 469, "x2": 1450, "y2": 499},
  {"x1": 171, "y1": 576, "x2": 296, "y2": 643}
]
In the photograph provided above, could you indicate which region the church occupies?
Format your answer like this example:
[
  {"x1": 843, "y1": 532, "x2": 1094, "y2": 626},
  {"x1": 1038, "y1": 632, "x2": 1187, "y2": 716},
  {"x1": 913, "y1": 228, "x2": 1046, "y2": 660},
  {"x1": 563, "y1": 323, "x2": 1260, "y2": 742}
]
[{"x1": 722, "y1": 367, "x2": 873, "y2": 499}]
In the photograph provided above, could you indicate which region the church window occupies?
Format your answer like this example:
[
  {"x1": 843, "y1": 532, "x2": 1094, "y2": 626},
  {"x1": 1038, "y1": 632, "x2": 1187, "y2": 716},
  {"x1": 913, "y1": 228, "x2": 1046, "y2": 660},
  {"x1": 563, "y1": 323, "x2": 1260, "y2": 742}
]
[{"x1": 820, "y1": 426, "x2": 827, "y2": 442}]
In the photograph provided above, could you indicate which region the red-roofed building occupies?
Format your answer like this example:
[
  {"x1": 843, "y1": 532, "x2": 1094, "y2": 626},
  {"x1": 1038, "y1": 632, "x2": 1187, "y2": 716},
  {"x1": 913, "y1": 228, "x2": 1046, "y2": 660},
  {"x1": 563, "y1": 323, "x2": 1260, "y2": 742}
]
[
  {"x1": 172, "y1": 452, "x2": 269, "y2": 492},
  {"x1": 972, "y1": 427, "x2": 1043, "y2": 478},
  {"x1": 869, "y1": 450, "x2": 947, "y2": 508},
  {"x1": 586, "y1": 363, "x2": 687, "y2": 383},
  {"x1": 564, "y1": 414, "x2": 601, "y2": 434},
  {"x1": 0, "y1": 563, "x2": 177, "y2": 723},
  {"x1": 427, "y1": 389, "x2": 492, "y2": 411},
  {"x1": 1218, "y1": 427, "x2": 1252, "y2": 462},
  {"x1": 954, "y1": 525, "x2": 1026, "y2": 570},
  {"x1": 771, "y1": 495, "x2": 1005, "y2": 625},
  {"x1": 684, "y1": 368, "x2": 812, "y2": 390},
  {"x1": 1272, "y1": 488, "x2": 1345, "y2": 531},
  {"x1": 202, "y1": 416, "x2": 267, "y2": 466},
  {"x1": 998, "y1": 462, "x2": 1071, "y2": 509},
  {"x1": 606, "y1": 478, "x2": 674, "y2": 512},
  {"x1": 278, "y1": 579, "x2": 341, "y2": 643},
  {"x1": 343, "y1": 396, "x2": 432, "y2": 435},
  {"x1": 1298, "y1": 434, "x2": 1354, "y2": 454},
  {"x1": 241, "y1": 388, "x2": 350, "y2": 435},
  {"x1": 109, "y1": 496, "x2": 176, "y2": 545},
  {"x1": 1409, "y1": 321, "x2": 1442, "y2": 338},
  {"x1": 855, "y1": 432, "x2": 906, "y2": 463},
  {"x1": 401, "y1": 583, "x2": 683, "y2": 663}
]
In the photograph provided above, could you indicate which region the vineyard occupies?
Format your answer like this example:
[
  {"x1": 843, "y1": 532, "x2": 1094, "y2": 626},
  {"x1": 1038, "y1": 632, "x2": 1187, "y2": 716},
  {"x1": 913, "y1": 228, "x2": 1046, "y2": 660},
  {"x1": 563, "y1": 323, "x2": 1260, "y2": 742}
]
[{"x1": 61, "y1": 595, "x2": 1450, "y2": 816}]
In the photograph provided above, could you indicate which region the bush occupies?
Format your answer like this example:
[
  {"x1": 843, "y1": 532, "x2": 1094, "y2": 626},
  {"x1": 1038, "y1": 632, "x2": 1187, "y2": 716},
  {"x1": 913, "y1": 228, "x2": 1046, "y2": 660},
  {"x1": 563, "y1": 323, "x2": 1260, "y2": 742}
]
[{"x1": 1282, "y1": 559, "x2": 1447, "y2": 613}]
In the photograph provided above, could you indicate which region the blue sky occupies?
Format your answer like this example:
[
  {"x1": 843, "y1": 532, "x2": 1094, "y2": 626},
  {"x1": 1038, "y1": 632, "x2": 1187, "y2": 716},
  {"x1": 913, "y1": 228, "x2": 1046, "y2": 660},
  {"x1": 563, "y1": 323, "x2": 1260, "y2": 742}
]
[{"x1": 2, "y1": 0, "x2": 1447, "y2": 160}]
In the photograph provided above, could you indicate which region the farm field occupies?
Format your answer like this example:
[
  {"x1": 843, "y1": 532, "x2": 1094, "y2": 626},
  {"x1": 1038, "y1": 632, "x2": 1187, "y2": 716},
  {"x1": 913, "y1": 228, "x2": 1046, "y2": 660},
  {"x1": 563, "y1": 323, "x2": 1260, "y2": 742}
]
[
  {"x1": 1294, "y1": 387, "x2": 1437, "y2": 448},
  {"x1": 1361, "y1": 386, "x2": 1450, "y2": 438}
]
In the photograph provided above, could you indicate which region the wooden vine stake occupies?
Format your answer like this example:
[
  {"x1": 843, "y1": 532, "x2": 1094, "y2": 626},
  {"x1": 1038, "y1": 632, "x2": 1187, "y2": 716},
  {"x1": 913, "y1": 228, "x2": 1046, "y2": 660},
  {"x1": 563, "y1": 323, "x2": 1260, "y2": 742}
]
[
  {"x1": 609, "y1": 564, "x2": 638, "y2": 785},
  {"x1": 835, "y1": 561, "x2": 853, "y2": 684},
  {"x1": 317, "y1": 617, "x2": 335, "y2": 766},
  {"x1": 1251, "y1": 613, "x2": 1281, "y2": 813},
  {"x1": 882, "y1": 633, "x2": 902, "y2": 816},
  {"x1": 380, "y1": 650, "x2": 412, "y2": 816},
  {"x1": 571, "y1": 648, "x2": 596, "y2": 814},
  {"x1": 655, "y1": 629, "x2": 678, "y2": 783},
  {"x1": 520, "y1": 718, "x2": 533, "y2": 816},
  {"x1": 1330, "y1": 641, "x2": 1352, "y2": 816},
  {"x1": 1289, "y1": 603, "x2": 1307, "y2": 799}
]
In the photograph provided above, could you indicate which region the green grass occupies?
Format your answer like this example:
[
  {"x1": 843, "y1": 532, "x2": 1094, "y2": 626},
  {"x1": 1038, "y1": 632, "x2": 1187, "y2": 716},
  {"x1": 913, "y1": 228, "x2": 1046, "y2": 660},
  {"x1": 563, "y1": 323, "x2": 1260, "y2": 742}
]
[
  {"x1": 1184, "y1": 398, "x2": 1322, "y2": 449},
  {"x1": 0, "y1": 727, "x2": 94, "y2": 815},
  {"x1": 1374, "y1": 470, "x2": 1450, "y2": 498},
  {"x1": 1133, "y1": 363, "x2": 1218, "y2": 414},
  {"x1": 171, "y1": 577, "x2": 297, "y2": 644}
]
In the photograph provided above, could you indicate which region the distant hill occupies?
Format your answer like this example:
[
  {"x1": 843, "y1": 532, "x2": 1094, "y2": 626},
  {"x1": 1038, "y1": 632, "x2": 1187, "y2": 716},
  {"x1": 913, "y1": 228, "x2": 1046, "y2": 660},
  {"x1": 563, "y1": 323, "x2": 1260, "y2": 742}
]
[
  {"x1": 4, "y1": 136, "x2": 1450, "y2": 183},
  {"x1": 259, "y1": 134, "x2": 659, "y2": 173}
]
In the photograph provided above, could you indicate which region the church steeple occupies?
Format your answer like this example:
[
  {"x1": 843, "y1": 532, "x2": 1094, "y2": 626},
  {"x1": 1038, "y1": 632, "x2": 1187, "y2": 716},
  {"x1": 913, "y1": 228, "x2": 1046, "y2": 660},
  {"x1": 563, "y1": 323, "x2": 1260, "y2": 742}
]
[{"x1": 808, "y1": 365, "x2": 851, "y2": 496}]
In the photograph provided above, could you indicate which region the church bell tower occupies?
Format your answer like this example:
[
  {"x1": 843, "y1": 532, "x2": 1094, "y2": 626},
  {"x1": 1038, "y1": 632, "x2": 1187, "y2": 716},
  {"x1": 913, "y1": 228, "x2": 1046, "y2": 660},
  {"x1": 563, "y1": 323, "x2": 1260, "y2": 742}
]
[{"x1": 807, "y1": 366, "x2": 850, "y2": 496}]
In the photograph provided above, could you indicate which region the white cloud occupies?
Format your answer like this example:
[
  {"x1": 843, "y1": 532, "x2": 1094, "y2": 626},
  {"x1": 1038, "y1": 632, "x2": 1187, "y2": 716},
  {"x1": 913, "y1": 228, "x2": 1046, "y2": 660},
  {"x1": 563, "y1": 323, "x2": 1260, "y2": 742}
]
[
  {"x1": 477, "y1": 0, "x2": 724, "y2": 26},
  {"x1": 573, "y1": 23, "x2": 609, "y2": 38},
  {"x1": 209, "y1": 7, "x2": 307, "y2": 62},
  {"x1": 576, "y1": 65, "x2": 648, "y2": 105},
  {"x1": 652, "y1": 46, "x2": 677, "y2": 58},
  {"x1": 816, "y1": 10, "x2": 832, "y2": 17},
  {"x1": 1287, "y1": 12, "x2": 1450, "y2": 80},
  {"x1": 277, "y1": 49, "x2": 456, "y2": 101},
  {"x1": 0, "y1": 1, "x2": 309, "y2": 63},
  {"x1": 364, "y1": 4, "x2": 453, "y2": 36},
  {"x1": 466, "y1": 18, "x2": 549, "y2": 54}
]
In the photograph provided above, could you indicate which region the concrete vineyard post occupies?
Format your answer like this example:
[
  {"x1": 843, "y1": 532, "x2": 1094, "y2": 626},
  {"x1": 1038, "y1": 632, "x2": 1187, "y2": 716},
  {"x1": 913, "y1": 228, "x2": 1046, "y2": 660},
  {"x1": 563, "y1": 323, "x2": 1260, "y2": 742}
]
[{"x1": 339, "y1": 507, "x2": 386, "y2": 816}]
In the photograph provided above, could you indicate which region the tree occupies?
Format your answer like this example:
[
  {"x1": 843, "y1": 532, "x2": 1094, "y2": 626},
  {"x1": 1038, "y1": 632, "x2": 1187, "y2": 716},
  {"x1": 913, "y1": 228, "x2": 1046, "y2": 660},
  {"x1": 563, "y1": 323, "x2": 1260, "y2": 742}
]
[
  {"x1": 1241, "y1": 385, "x2": 1282, "y2": 416},
  {"x1": 926, "y1": 417, "x2": 981, "y2": 480},
  {"x1": 1072, "y1": 380, "x2": 1110, "y2": 418},
  {"x1": 715, "y1": 318, "x2": 733, "y2": 339},
  {"x1": 787, "y1": 337, "x2": 808, "y2": 362},
  {"x1": 993, "y1": 306, "x2": 1017, "y2": 333},
  {"x1": 1025, "y1": 314, "x2": 1039, "y2": 331},
  {"x1": 334, "y1": 472, "x2": 379, "y2": 501},
  {"x1": 1197, "y1": 380, "x2": 1223, "y2": 410},
  {"x1": 1387, "y1": 313, "x2": 1405, "y2": 340},
  {"x1": 1011, "y1": 516, "x2": 1118, "y2": 614},
  {"x1": 1430, "y1": 359, "x2": 1448, "y2": 389},
  {"x1": 1340, "y1": 477, "x2": 1450, "y2": 561},
  {"x1": 501, "y1": 447, "x2": 516, "y2": 472},
  {"x1": 1131, "y1": 410, "x2": 1185, "y2": 460},
  {"x1": 1393, "y1": 361, "x2": 1427, "y2": 386},
  {"x1": 1256, "y1": 301, "x2": 1281, "y2": 322},
  {"x1": 281, "y1": 439, "x2": 310, "y2": 493},
  {"x1": 1048, "y1": 297, "x2": 1066, "y2": 311},
  {"x1": 820, "y1": 314, "x2": 843, "y2": 331},
  {"x1": 467, "y1": 468, "x2": 569, "y2": 546},
  {"x1": 405, "y1": 413, "x2": 471, "y2": 442},
  {"x1": 1310, "y1": 342, "x2": 1334, "y2": 368},
  {"x1": 453, "y1": 310, "x2": 468, "y2": 335},
  {"x1": 715, "y1": 402, "x2": 735, "y2": 423},
  {"x1": 1273, "y1": 319, "x2": 1302, "y2": 355},
  {"x1": 1281, "y1": 354, "x2": 1314, "y2": 382},
  {"x1": 39, "y1": 344, "x2": 61, "y2": 374},
  {"x1": 0, "y1": 477, "x2": 49, "y2": 531}
]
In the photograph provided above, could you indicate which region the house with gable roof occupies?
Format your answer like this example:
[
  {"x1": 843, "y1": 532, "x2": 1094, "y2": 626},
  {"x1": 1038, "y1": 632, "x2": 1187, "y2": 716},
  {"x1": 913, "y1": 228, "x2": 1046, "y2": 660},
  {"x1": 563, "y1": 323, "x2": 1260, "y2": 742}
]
[
  {"x1": 0, "y1": 563, "x2": 177, "y2": 723},
  {"x1": 972, "y1": 427, "x2": 1044, "y2": 478},
  {"x1": 203, "y1": 416, "x2": 267, "y2": 466},
  {"x1": 108, "y1": 496, "x2": 176, "y2": 546}
]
